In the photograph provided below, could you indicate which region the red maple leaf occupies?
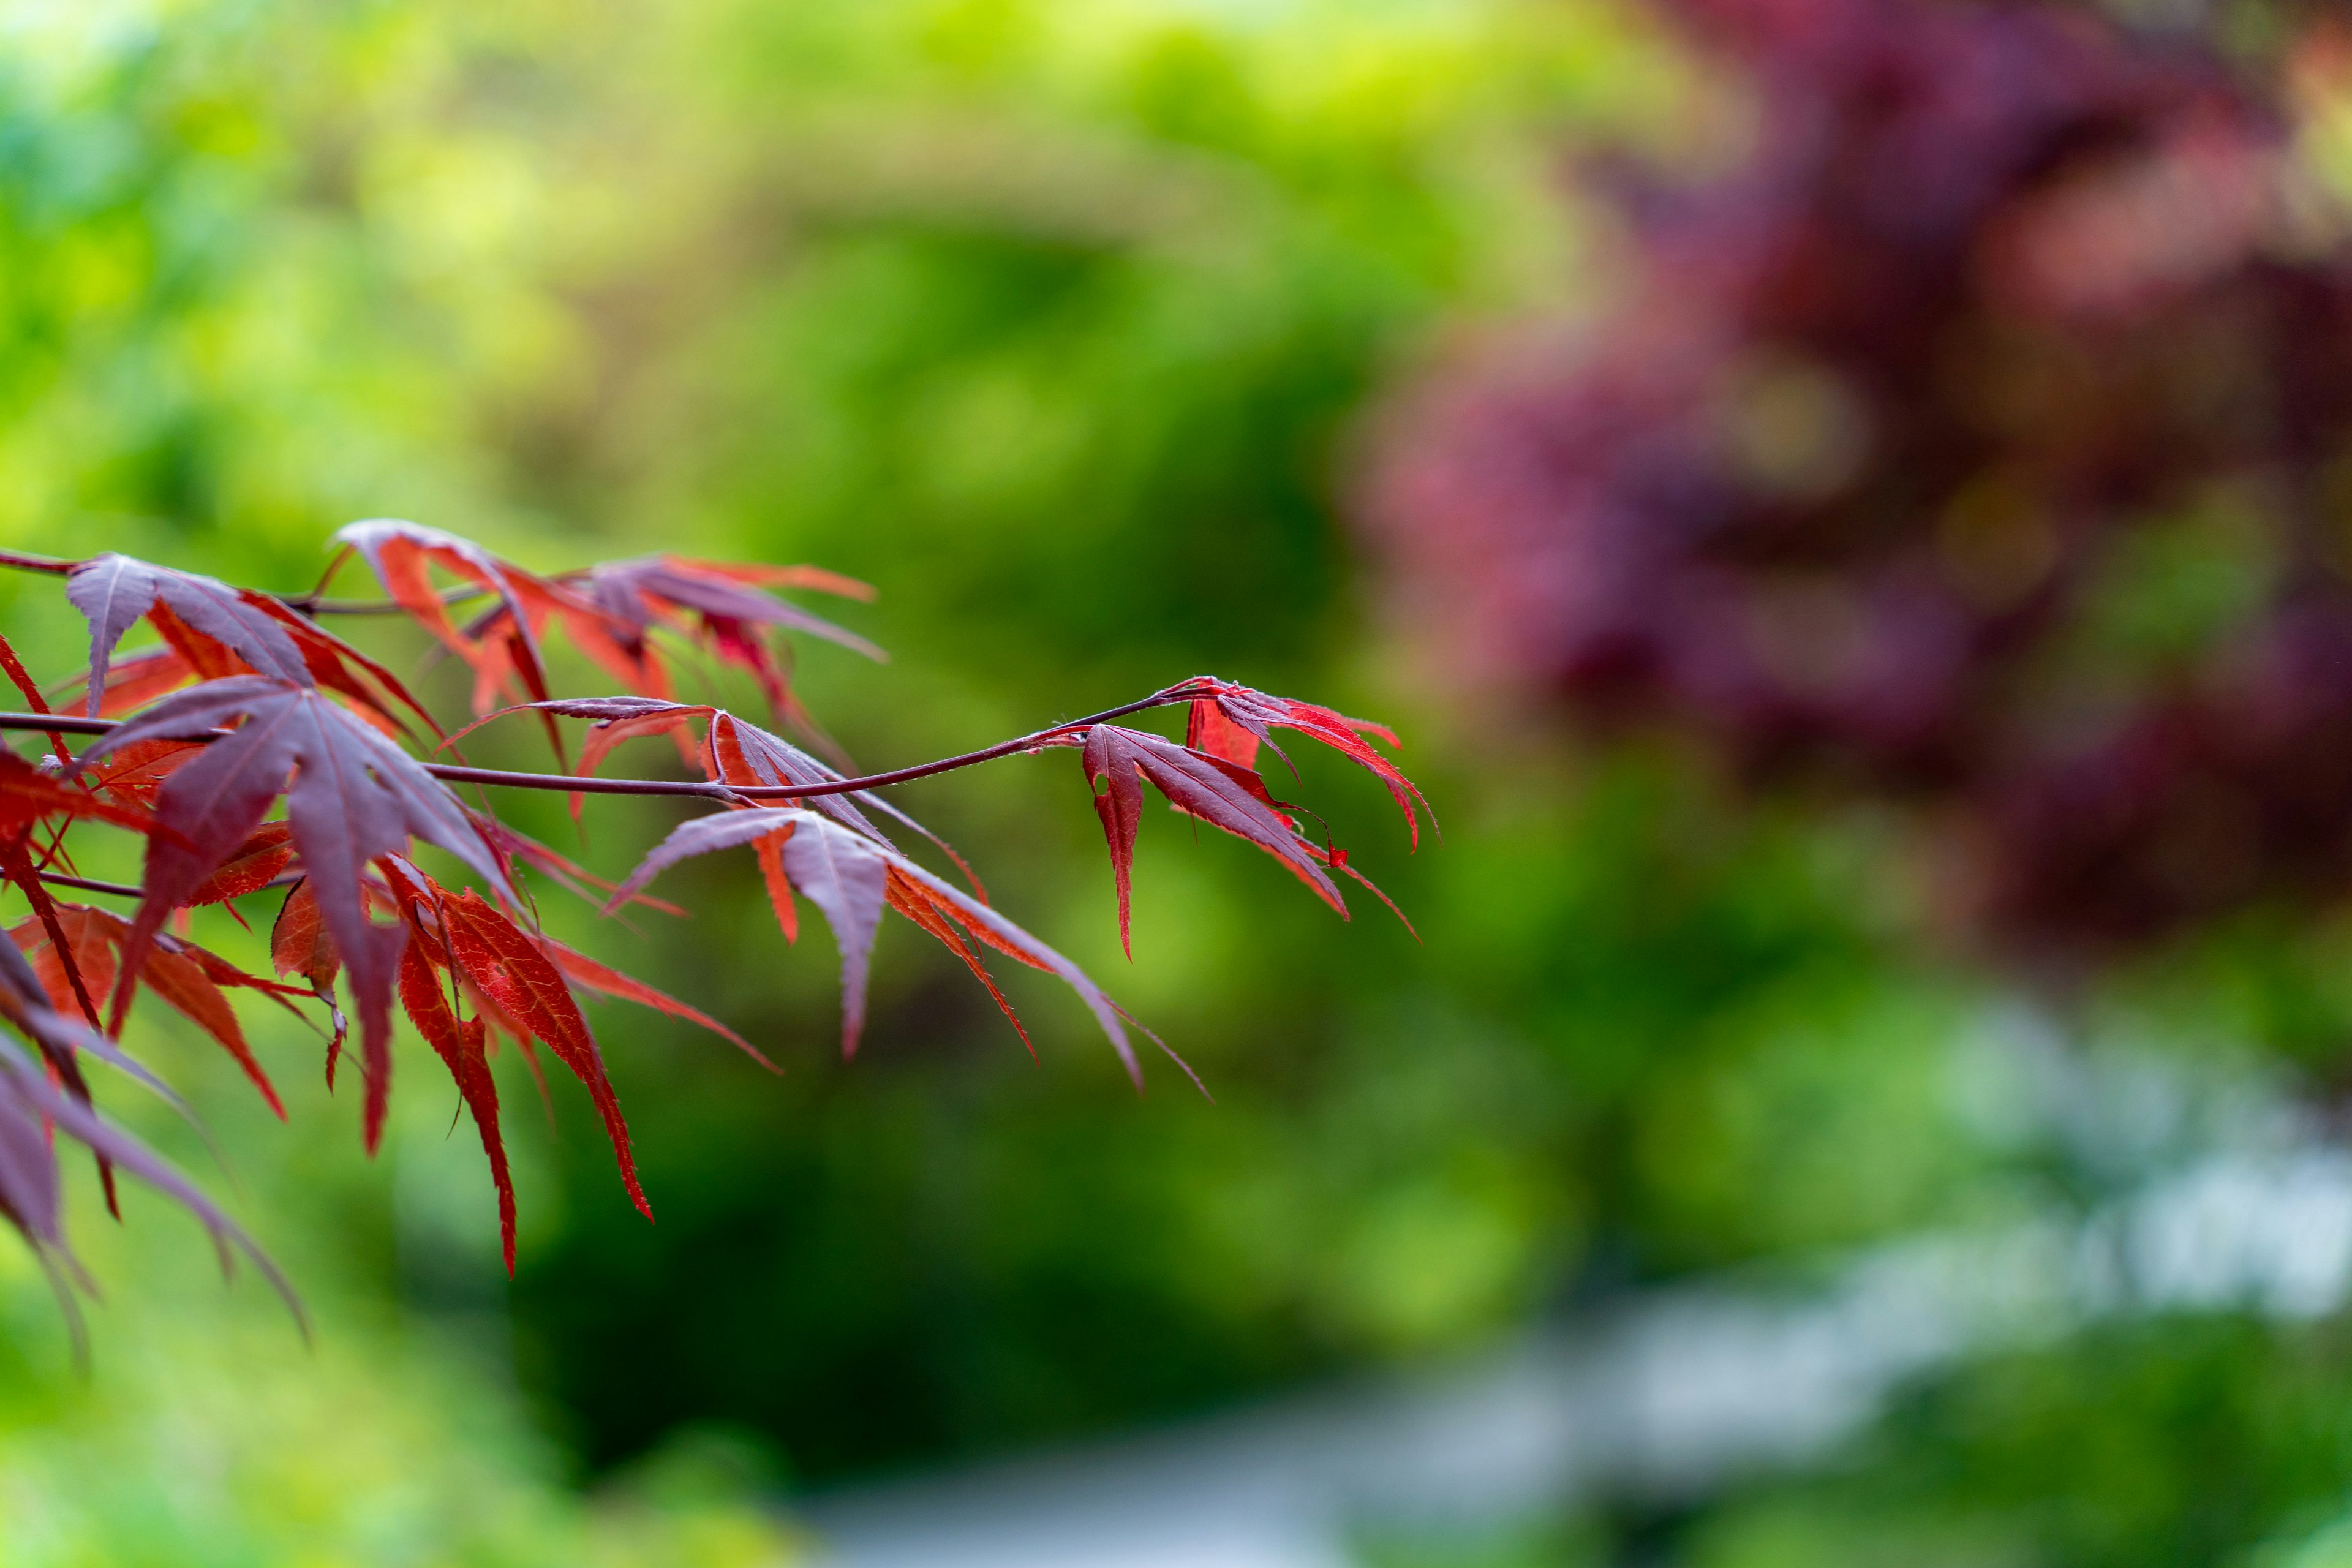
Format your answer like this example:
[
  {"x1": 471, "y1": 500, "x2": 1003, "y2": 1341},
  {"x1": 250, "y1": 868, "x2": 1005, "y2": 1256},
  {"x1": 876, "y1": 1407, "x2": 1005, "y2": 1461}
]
[{"x1": 77, "y1": 676, "x2": 516, "y2": 1148}]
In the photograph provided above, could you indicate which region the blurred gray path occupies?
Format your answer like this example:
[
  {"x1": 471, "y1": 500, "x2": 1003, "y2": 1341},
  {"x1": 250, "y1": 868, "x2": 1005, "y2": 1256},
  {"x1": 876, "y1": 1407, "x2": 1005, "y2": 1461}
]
[{"x1": 801, "y1": 1146, "x2": 2352, "y2": 1568}]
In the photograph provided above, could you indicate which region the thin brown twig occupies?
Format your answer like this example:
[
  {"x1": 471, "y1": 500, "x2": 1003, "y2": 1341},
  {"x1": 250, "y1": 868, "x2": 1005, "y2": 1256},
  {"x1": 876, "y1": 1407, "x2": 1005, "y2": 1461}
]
[
  {"x1": 37, "y1": 872, "x2": 142, "y2": 898},
  {"x1": 280, "y1": 585, "x2": 489, "y2": 617},
  {"x1": 0, "y1": 688, "x2": 1190, "y2": 801},
  {"x1": 0, "y1": 546, "x2": 483, "y2": 617}
]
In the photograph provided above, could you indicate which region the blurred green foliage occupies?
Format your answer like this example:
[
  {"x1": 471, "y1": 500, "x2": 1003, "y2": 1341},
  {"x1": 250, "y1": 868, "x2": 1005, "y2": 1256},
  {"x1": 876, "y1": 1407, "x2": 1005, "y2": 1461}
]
[
  {"x1": 0, "y1": 1112, "x2": 797, "y2": 1566},
  {"x1": 0, "y1": 0, "x2": 1753, "y2": 1511},
  {"x1": 1551, "y1": 1315, "x2": 2352, "y2": 1568},
  {"x1": 11, "y1": 0, "x2": 2352, "y2": 1564}
]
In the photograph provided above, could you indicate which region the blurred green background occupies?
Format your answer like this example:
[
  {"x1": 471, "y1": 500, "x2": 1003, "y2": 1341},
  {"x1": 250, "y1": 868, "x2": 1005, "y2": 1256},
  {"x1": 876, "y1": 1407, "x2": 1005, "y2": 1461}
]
[{"x1": 9, "y1": 1, "x2": 2352, "y2": 1564}]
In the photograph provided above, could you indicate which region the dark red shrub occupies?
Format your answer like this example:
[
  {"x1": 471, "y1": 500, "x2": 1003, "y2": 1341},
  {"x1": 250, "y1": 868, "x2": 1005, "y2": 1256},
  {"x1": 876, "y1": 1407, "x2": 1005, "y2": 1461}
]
[{"x1": 1366, "y1": 0, "x2": 2352, "y2": 955}]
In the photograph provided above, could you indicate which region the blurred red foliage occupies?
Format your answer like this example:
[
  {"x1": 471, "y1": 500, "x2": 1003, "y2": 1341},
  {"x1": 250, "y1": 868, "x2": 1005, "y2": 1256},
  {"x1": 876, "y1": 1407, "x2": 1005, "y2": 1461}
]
[{"x1": 1366, "y1": 0, "x2": 2352, "y2": 956}]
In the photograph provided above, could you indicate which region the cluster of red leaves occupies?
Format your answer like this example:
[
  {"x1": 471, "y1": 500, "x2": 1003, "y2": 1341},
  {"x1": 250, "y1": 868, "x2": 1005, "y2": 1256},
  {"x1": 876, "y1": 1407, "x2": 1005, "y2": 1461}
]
[
  {"x1": 0, "y1": 521, "x2": 1423, "y2": 1295},
  {"x1": 334, "y1": 521, "x2": 878, "y2": 741},
  {"x1": 0, "y1": 747, "x2": 286, "y2": 1306}
]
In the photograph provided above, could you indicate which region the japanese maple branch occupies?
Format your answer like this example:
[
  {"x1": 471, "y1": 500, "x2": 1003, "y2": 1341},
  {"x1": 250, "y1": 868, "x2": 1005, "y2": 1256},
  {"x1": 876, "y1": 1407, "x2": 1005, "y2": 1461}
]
[
  {"x1": 37, "y1": 872, "x2": 141, "y2": 898},
  {"x1": 0, "y1": 687, "x2": 1194, "y2": 801},
  {"x1": 0, "y1": 547, "x2": 480, "y2": 616},
  {"x1": 279, "y1": 584, "x2": 489, "y2": 616}
]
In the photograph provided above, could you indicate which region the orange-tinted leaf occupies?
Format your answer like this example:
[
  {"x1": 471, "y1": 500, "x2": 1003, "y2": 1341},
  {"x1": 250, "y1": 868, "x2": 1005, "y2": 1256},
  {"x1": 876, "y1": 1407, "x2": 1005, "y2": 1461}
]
[
  {"x1": 0, "y1": 632, "x2": 73, "y2": 763},
  {"x1": 466, "y1": 809, "x2": 687, "y2": 918},
  {"x1": 80, "y1": 737, "x2": 203, "y2": 809},
  {"x1": 753, "y1": 831, "x2": 799, "y2": 944},
  {"x1": 396, "y1": 935, "x2": 514, "y2": 1270},
  {"x1": 334, "y1": 521, "x2": 597, "y2": 730},
  {"x1": 0, "y1": 903, "x2": 178, "y2": 1106},
  {"x1": 6, "y1": 907, "x2": 113, "y2": 1025},
  {"x1": 246, "y1": 595, "x2": 439, "y2": 738},
  {"x1": 553, "y1": 556, "x2": 880, "y2": 726},
  {"x1": 146, "y1": 601, "x2": 251, "y2": 682},
  {"x1": 884, "y1": 869, "x2": 1031, "y2": 1058},
  {"x1": 51, "y1": 645, "x2": 200, "y2": 719},
  {"x1": 706, "y1": 711, "x2": 891, "y2": 843},
  {"x1": 270, "y1": 880, "x2": 338, "y2": 989},
  {"x1": 539, "y1": 938, "x2": 774, "y2": 1072},
  {"x1": 435, "y1": 891, "x2": 649, "y2": 1219},
  {"x1": 0, "y1": 752, "x2": 167, "y2": 840},
  {"x1": 670, "y1": 560, "x2": 875, "y2": 600},
  {"x1": 271, "y1": 880, "x2": 346, "y2": 1077},
  {"x1": 0, "y1": 823, "x2": 121, "y2": 1036},
  {"x1": 173, "y1": 940, "x2": 315, "y2": 1003},
  {"x1": 624, "y1": 557, "x2": 882, "y2": 660},
  {"x1": 137, "y1": 940, "x2": 285, "y2": 1118},
  {"x1": 1185, "y1": 698, "x2": 1262, "y2": 769},
  {"x1": 184, "y1": 823, "x2": 297, "y2": 906}
]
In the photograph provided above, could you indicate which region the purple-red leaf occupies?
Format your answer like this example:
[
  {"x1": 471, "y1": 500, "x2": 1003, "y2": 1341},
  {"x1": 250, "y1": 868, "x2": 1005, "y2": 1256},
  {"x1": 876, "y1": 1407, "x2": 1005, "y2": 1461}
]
[
  {"x1": 1182, "y1": 679, "x2": 1430, "y2": 848},
  {"x1": 1080, "y1": 725, "x2": 1344, "y2": 957},
  {"x1": 0, "y1": 937, "x2": 288, "y2": 1306},
  {"x1": 603, "y1": 810, "x2": 810, "y2": 912},
  {"x1": 64, "y1": 552, "x2": 431, "y2": 736},
  {"x1": 777, "y1": 816, "x2": 889, "y2": 1058},
  {"x1": 555, "y1": 556, "x2": 880, "y2": 722},
  {"x1": 69, "y1": 554, "x2": 309, "y2": 710},
  {"x1": 0, "y1": 923, "x2": 183, "y2": 1110},
  {"x1": 9, "y1": 906, "x2": 287, "y2": 1117},
  {"x1": 76, "y1": 676, "x2": 515, "y2": 1150},
  {"x1": 609, "y1": 807, "x2": 1137, "y2": 1082}
]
